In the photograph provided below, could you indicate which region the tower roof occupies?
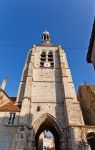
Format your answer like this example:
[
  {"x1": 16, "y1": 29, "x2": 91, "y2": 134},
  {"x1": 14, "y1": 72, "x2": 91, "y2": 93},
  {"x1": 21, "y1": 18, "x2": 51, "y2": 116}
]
[{"x1": 40, "y1": 30, "x2": 54, "y2": 46}]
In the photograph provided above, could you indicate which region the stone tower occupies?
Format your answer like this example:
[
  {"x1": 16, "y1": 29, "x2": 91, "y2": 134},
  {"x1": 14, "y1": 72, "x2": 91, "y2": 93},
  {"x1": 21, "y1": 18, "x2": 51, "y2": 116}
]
[{"x1": 15, "y1": 31, "x2": 88, "y2": 150}]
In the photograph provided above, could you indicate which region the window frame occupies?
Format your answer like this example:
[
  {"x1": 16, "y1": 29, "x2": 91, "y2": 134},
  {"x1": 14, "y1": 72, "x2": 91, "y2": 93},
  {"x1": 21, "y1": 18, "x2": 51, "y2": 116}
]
[{"x1": 8, "y1": 112, "x2": 15, "y2": 125}]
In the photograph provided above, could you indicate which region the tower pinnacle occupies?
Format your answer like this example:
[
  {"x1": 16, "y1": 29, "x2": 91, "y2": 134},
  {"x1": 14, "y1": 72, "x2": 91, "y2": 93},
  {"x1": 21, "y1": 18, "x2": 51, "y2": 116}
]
[
  {"x1": 0, "y1": 77, "x2": 7, "y2": 90},
  {"x1": 41, "y1": 30, "x2": 53, "y2": 46}
]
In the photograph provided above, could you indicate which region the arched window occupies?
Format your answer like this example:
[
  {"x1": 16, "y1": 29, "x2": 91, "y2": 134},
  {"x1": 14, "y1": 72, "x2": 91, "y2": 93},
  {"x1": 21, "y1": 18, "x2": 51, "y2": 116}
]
[
  {"x1": 41, "y1": 51, "x2": 46, "y2": 58},
  {"x1": 48, "y1": 51, "x2": 54, "y2": 67},
  {"x1": 40, "y1": 51, "x2": 46, "y2": 67}
]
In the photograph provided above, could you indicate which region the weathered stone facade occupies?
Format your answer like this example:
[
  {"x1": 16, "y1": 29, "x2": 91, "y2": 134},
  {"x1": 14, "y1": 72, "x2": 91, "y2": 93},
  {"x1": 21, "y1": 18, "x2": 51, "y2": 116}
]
[
  {"x1": 14, "y1": 31, "x2": 88, "y2": 150},
  {"x1": 0, "y1": 31, "x2": 94, "y2": 150}
]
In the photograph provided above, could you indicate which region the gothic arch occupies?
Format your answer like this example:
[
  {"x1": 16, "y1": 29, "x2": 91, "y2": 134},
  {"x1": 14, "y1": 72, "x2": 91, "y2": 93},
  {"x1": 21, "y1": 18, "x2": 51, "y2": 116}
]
[
  {"x1": 33, "y1": 113, "x2": 62, "y2": 136},
  {"x1": 33, "y1": 113, "x2": 63, "y2": 150}
]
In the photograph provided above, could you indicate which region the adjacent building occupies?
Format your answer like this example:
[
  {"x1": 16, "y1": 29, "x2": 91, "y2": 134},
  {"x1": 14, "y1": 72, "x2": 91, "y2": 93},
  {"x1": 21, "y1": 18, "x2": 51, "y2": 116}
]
[
  {"x1": 77, "y1": 85, "x2": 95, "y2": 125},
  {"x1": 77, "y1": 85, "x2": 95, "y2": 150},
  {"x1": 43, "y1": 136, "x2": 55, "y2": 150},
  {"x1": 87, "y1": 18, "x2": 95, "y2": 69},
  {"x1": 39, "y1": 132, "x2": 55, "y2": 150}
]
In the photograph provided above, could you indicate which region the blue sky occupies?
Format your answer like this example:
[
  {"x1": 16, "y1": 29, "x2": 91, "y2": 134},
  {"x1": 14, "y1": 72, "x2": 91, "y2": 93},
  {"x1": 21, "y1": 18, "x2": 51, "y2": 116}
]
[{"x1": 0, "y1": 0, "x2": 95, "y2": 96}]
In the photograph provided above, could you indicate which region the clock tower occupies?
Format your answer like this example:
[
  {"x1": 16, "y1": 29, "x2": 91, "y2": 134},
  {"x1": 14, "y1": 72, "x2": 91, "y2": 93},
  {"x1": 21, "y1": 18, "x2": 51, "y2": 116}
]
[{"x1": 15, "y1": 31, "x2": 88, "y2": 150}]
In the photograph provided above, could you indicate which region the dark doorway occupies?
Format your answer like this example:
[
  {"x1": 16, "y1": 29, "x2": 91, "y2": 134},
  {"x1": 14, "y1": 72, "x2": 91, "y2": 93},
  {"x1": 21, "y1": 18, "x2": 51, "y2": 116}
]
[
  {"x1": 87, "y1": 132, "x2": 95, "y2": 150},
  {"x1": 35, "y1": 122, "x2": 60, "y2": 150}
]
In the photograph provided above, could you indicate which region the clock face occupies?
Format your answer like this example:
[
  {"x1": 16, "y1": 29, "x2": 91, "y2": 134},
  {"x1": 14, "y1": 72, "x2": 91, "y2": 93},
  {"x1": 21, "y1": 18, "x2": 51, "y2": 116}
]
[{"x1": 44, "y1": 62, "x2": 50, "y2": 68}]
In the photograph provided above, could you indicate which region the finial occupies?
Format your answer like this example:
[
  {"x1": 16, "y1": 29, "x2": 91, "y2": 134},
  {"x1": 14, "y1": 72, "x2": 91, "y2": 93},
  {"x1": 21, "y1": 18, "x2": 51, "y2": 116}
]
[{"x1": 0, "y1": 77, "x2": 7, "y2": 90}]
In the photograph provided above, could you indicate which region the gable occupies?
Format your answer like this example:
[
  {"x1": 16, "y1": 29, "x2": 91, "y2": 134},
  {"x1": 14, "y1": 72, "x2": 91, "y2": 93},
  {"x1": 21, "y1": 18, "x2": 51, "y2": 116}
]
[{"x1": 0, "y1": 88, "x2": 14, "y2": 107}]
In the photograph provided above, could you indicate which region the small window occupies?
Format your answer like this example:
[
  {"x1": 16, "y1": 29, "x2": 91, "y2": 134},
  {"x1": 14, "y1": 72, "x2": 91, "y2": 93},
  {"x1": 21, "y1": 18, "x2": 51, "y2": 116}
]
[
  {"x1": 51, "y1": 63, "x2": 54, "y2": 67},
  {"x1": 8, "y1": 113, "x2": 15, "y2": 125},
  {"x1": 37, "y1": 106, "x2": 41, "y2": 112}
]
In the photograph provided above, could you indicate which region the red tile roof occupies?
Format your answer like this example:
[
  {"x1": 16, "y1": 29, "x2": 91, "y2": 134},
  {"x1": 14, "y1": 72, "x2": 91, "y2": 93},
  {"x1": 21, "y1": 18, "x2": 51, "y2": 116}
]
[
  {"x1": 0, "y1": 101, "x2": 21, "y2": 112},
  {"x1": 0, "y1": 88, "x2": 20, "y2": 112}
]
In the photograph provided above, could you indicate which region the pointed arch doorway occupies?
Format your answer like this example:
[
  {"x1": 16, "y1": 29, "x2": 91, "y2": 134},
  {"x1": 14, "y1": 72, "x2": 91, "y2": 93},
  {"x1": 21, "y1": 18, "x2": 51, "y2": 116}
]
[
  {"x1": 87, "y1": 132, "x2": 95, "y2": 150},
  {"x1": 34, "y1": 114, "x2": 62, "y2": 150}
]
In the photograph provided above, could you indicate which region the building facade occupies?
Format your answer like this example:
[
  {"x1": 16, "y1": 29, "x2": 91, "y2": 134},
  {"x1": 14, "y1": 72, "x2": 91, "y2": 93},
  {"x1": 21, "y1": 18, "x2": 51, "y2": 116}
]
[
  {"x1": 0, "y1": 31, "x2": 93, "y2": 150},
  {"x1": 43, "y1": 137, "x2": 55, "y2": 150}
]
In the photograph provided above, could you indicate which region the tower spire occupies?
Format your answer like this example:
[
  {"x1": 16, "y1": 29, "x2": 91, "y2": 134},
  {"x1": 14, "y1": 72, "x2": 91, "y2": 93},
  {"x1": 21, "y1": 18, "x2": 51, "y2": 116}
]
[{"x1": 0, "y1": 77, "x2": 7, "y2": 90}]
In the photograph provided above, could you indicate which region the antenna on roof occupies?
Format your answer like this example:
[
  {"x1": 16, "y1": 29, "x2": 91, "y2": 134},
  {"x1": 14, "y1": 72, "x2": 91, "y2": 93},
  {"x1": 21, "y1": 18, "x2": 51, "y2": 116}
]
[{"x1": 0, "y1": 77, "x2": 7, "y2": 90}]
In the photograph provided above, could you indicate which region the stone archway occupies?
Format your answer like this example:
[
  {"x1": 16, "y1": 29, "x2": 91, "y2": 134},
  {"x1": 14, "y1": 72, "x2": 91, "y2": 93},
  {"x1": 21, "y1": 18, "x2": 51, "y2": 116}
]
[
  {"x1": 33, "y1": 114, "x2": 63, "y2": 150},
  {"x1": 87, "y1": 132, "x2": 95, "y2": 150}
]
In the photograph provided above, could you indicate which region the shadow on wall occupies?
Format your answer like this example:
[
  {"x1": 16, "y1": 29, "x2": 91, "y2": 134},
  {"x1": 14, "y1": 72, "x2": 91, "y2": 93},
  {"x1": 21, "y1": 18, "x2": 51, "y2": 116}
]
[
  {"x1": 17, "y1": 50, "x2": 32, "y2": 103},
  {"x1": 54, "y1": 51, "x2": 95, "y2": 149},
  {"x1": 0, "y1": 112, "x2": 61, "y2": 149},
  {"x1": 54, "y1": 50, "x2": 65, "y2": 127},
  {"x1": 0, "y1": 108, "x2": 95, "y2": 149},
  {"x1": 0, "y1": 113, "x2": 34, "y2": 150},
  {"x1": 54, "y1": 51, "x2": 67, "y2": 148}
]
